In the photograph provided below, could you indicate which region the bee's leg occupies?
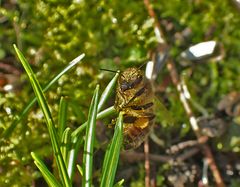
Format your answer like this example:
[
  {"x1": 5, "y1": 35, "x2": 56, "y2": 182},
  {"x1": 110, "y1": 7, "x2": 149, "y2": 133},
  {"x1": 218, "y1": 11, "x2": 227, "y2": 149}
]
[{"x1": 108, "y1": 119, "x2": 116, "y2": 129}]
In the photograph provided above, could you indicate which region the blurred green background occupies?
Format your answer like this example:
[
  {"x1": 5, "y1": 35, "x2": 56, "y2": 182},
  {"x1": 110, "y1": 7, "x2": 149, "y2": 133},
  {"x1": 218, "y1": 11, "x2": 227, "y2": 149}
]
[{"x1": 1, "y1": 0, "x2": 240, "y2": 186}]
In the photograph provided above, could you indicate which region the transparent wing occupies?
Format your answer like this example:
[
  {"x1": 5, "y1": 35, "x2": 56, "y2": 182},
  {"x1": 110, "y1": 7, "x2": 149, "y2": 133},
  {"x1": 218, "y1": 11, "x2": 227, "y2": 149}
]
[{"x1": 154, "y1": 96, "x2": 175, "y2": 125}]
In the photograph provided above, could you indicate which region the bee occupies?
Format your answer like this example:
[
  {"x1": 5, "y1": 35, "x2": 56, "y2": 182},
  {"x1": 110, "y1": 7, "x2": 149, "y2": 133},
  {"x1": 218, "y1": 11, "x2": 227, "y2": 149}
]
[{"x1": 114, "y1": 67, "x2": 155, "y2": 149}]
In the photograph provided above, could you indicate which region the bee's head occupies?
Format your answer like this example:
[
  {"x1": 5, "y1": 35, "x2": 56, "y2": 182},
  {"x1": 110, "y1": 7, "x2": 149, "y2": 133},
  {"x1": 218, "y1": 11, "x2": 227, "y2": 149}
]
[{"x1": 119, "y1": 68, "x2": 143, "y2": 91}]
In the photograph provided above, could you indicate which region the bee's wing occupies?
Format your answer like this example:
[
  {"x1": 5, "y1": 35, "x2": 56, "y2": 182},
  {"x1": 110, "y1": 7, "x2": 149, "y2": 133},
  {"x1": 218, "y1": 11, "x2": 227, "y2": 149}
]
[{"x1": 154, "y1": 96, "x2": 175, "y2": 125}]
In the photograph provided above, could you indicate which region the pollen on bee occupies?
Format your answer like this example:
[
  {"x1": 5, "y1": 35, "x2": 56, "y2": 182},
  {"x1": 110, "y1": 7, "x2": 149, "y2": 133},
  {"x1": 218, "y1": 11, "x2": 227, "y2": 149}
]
[
  {"x1": 134, "y1": 118, "x2": 149, "y2": 129},
  {"x1": 114, "y1": 67, "x2": 154, "y2": 149}
]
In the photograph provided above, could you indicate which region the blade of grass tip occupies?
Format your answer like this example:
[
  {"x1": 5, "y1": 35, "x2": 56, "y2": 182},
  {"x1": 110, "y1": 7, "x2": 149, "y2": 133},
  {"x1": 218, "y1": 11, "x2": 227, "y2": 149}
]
[
  {"x1": 71, "y1": 106, "x2": 116, "y2": 138},
  {"x1": 31, "y1": 152, "x2": 62, "y2": 187},
  {"x1": 67, "y1": 135, "x2": 83, "y2": 180},
  {"x1": 82, "y1": 85, "x2": 100, "y2": 187},
  {"x1": 61, "y1": 127, "x2": 72, "y2": 165},
  {"x1": 97, "y1": 70, "x2": 119, "y2": 112},
  {"x1": 77, "y1": 164, "x2": 83, "y2": 176},
  {"x1": 72, "y1": 69, "x2": 119, "y2": 139},
  {"x1": 58, "y1": 97, "x2": 68, "y2": 138},
  {"x1": 13, "y1": 45, "x2": 71, "y2": 187},
  {"x1": 1, "y1": 52, "x2": 85, "y2": 139},
  {"x1": 113, "y1": 179, "x2": 125, "y2": 187},
  {"x1": 68, "y1": 78, "x2": 118, "y2": 179},
  {"x1": 100, "y1": 112, "x2": 123, "y2": 187}
]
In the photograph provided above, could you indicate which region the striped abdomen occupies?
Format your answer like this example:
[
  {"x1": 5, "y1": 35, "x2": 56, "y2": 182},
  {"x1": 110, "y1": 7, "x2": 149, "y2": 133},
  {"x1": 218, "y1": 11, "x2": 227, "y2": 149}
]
[{"x1": 115, "y1": 67, "x2": 155, "y2": 149}]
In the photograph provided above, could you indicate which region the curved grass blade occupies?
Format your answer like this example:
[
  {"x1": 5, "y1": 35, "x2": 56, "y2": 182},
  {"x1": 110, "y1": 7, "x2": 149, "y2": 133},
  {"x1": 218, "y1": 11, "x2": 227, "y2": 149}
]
[
  {"x1": 71, "y1": 70, "x2": 119, "y2": 139},
  {"x1": 61, "y1": 127, "x2": 72, "y2": 165},
  {"x1": 67, "y1": 135, "x2": 83, "y2": 180},
  {"x1": 58, "y1": 97, "x2": 68, "y2": 138},
  {"x1": 71, "y1": 106, "x2": 116, "y2": 138},
  {"x1": 67, "y1": 78, "x2": 119, "y2": 181},
  {"x1": 82, "y1": 85, "x2": 100, "y2": 187},
  {"x1": 1, "y1": 52, "x2": 85, "y2": 139},
  {"x1": 113, "y1": 179, "x2": 125, "y2": 187},
  {"x1": 31, "y1": 152, "x2": 62, "y2": 187},
  {"x1": 14, "y1": 45, "x2": 71, "y2": 187},
  {"x1": 100, "y1": 112, "x2": 123, "y2": 187},
  {"x1": 101, "y1": 113, "x2": 122, "y2": 172},
  {"x1": 67, "y1": 103, "x2": 116, "y2": 181},
  {"x1": 97, "y1": 71, "x2": 119, "y2": 112},
  {"x1": 77, "y1": 164, "x2": 83, "y2": 176}
]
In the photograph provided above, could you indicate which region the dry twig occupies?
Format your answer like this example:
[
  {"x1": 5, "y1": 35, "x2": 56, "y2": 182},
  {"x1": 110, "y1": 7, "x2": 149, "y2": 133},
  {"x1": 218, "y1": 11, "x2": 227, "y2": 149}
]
[
  {"x1": 144, "y1": 138, "x2": 150, "y2": 187},
  {"x1": 121, "y1": 147, "x2": 200, "y2": 164},
  {"x1": 143, "y1": 0, "x2": 225, "y2": 186}
]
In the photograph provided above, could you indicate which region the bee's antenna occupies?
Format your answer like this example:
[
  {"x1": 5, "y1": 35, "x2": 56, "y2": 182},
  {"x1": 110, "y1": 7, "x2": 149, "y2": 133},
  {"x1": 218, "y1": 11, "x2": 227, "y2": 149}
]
[
  {"x1": 100, "y1": 68, "x2": 118, "y2": 73},
  {"x1": 138, "y1": 61, "x2": 148, "y2": 70}
]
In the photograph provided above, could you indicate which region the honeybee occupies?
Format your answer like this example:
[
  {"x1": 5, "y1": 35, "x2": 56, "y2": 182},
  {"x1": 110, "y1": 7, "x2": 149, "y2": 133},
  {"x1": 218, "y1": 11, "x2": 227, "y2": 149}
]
[{"x1": 114, "y1": 67, "x2": 155, "y2": 149}]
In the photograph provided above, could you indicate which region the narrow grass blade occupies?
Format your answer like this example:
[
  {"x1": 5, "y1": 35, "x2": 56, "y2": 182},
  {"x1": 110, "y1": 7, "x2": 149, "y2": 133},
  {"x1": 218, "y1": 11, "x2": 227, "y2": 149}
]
[
  {"x1": 58, "y1": 97, "x2": 68, "y2": 138},
  {"x1": 100, "y1": 112, "x2": 123, "y2": 187},
  {"x1": 71, "y1": 106, "x2": 116, "y2": 138},
  {"x1": 71, "y1": 69, "x2": 119, "y2": 138},
  {"x1": 67, "y1": 136, "x2": 83, "y2": 180},
  {"x1": 101, "y1": 113, "x2": 121, "y2": 171},
  {"x1": 82, "y1": 85, "x2": 100, "y2": 187},
  {"x1": 77, "y1": 164, "x2": 83, "y2": 176},
  {"x1": 61, "y1": 127, "x2": 72, "y2": 165},
  {"x1": 101, "y1": 143, "x2": 110, "y2": 171},
  {"x1": 113, "y1": 179, "x2": 125, "y2": 187},
  {"x1": 97, "y1": 71, "x2": 119, "y2": 112},
  {"x1": 1, "y1": 52, "x2": 85, "y2": 139},
  {"x1": 31, "y1": 152, "x2": 62, "y2": 187},
  {"x1": 69, "y1": 106, "x2": 116, "y2": 177},
  {"x1": 14, "y1": 45, "x2": 71, "y2": 187}
]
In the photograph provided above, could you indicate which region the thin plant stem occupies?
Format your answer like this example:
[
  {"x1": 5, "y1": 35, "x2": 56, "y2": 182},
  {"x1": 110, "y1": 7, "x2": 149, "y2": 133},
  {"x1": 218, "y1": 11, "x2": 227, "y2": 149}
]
[
  {"x1": 144, "y1": 138, "x2": 150, "y2": 187},
  {"x1": 143, "y1": 1, "x2": 225, "y2": 186}
]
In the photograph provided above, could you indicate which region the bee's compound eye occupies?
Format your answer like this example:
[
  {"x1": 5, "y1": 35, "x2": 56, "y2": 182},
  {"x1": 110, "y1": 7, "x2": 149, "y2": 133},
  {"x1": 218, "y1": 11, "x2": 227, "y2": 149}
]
[{"x1": 121, "y1": 82, "x2": 129, "y2": 91}]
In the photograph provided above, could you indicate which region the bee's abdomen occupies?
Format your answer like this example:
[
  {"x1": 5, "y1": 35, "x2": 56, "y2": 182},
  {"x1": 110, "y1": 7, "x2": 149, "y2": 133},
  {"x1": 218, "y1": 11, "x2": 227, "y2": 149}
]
[
  {"x1": 123, "y1": 123, "x2": 151, "y2": 149},
  {"x1": 115, "y1": 67, "x2": 155, "y2": 149},
  {"x1": 122, "y1": 115, "x2": 155, "y2": 149}
]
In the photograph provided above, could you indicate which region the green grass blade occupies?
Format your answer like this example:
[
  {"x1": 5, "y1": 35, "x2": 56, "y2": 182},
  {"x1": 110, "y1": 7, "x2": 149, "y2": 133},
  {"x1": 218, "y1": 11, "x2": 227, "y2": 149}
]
[
  {"x1": 67, "y1": 136, "x2": 83, "y2": 181},
  {"x1": 101, "y1": 113, "x2": 122, "y2": 172},
  {"x1": 82, "y1": 85, "x2": 100, "y2": 187},
  {"x1": 97, "y1": 71, "x2": 119, "y2": 112},
  {"x1": 71, "y1": 69, "x2": 119, "y2": 138},
  {"x1": 68, "y1": 102, "x2": 116, "y2": 181},
  {"x1": 14, "y1": 45, "x2": 71, "y2": 187},
  {"x1": 58, "y1": 97, "x2": 68, "y2": 138},
  {"x1": 71, "y1": 106, "x2": 116, "y2": 138},
  {"x1": 77, "y1": 164, "x2": 83, "y2": 176},
  {"x1": 61, "y1": 127, "x2": 72, "y2": 165},
  {"x1": 1, "y1": 53, "x2": 85, "y2": 139},
  {"x1": 31, "y1": 152, "x2": 62, "y2": 187},
  {"x1": 102, "y1": 143, "x2": 111, "y2": 171},
  {"x1": 113, "y1": 179, "x2": 125, "y2": 187},
  {"x1": 100, "y1": 112, "x2": 123, "y2": 187},
  {"x1": 67, "y1": 77, "x2": 119, "y2": 180}
]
